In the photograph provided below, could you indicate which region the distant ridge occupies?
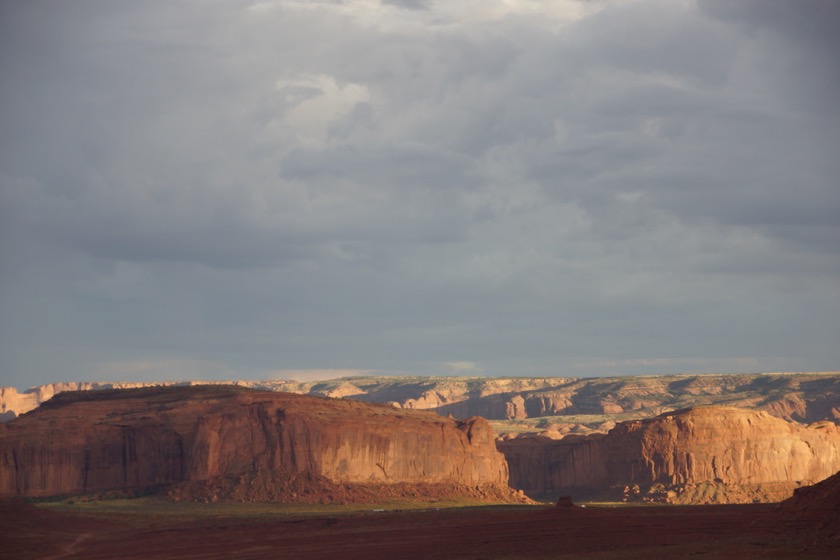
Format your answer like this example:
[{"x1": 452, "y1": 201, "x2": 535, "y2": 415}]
[{"x1": 3, "y1": 372, "x2": 840, "y2": 426}]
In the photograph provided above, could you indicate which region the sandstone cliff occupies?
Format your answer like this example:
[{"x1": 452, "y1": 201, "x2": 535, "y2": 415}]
[
  {"x1": 498, "y1": 406, "x2": 840, "y2": 503},
  {"x1": 0, "y1": 386, "x2": 511, "y2": 502}
]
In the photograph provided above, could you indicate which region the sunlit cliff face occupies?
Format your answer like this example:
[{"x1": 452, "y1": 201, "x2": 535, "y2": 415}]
[
  {"x1": 499, "y1": 407, "x2": 840, "y2": 503},
  {"x1": 0, "y1": 386, "x2": 511, "y2": 500}
]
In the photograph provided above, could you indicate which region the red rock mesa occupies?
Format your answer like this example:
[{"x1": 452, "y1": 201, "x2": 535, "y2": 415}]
[
  {"x1": 499, "y1": 406, "x2": 840, "y2": 503},
  {"x1": 0, "y1": 386, "x2": 514, "y2": 502}
]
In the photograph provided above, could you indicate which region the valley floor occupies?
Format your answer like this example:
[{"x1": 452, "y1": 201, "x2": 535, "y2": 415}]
[{"x1": 2, "y1": 498, "x2": 836, "y2": 559}]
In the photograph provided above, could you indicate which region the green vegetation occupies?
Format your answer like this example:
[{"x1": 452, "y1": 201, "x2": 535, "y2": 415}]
[
  {"x1": 37, "y1": 495, "x2": 535, "y2": 519},
  {"x1": 576, "y1": 501, "x2": 676, "y2": 508}
]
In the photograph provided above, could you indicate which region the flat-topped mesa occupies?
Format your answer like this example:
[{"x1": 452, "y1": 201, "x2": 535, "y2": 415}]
[
  {"x1": 608, "y1": 407, "x2": 840, "y2": 498},
  {"x1": 499, "y1": 406, "x2": 840, "y2": 504},
  {"x1": 0, "y1": 386, "x2": 512, "y2": 502}
]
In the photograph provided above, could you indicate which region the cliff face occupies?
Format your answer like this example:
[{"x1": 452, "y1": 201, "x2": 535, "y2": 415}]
[
  {"x1": 0, "y1": 386, "x2": 510, "y2": 500},
  {"x1": 500, "y1": 434, "x2": 608, "y2": 497},
  {"x1": 498, "y1": 407, "x2": 840, "y2": 503},
  {"x1": 606, "y1": 407, "x2": 840, "y2": 487}
]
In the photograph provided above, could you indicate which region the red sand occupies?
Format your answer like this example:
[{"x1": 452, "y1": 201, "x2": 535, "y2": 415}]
[{"x1": 2, "y1": 499, "x2": 837, "y2": 560}]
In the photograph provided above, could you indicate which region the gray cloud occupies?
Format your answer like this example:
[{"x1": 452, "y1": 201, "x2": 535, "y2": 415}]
[
  {"x1": 382, "y1": 0, "x2": 433, "y2": 11},
  {"x1": 1, "y1": 0, "x2": 838, "y2": 388}
]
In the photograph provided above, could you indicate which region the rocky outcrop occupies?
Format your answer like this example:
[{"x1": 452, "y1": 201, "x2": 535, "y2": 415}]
[
  {"x1": 777, "y1": 469, "x2": 840, "y2": 537},
  {"x1": 0, "y1": 386, "x2": 512, "y2": 501},
  {"x1": 498, "y1": 406, "x2": 840, "y2": 503}
]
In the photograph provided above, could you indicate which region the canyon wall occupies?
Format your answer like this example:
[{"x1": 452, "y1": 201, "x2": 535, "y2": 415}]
[
  {"x1": 0, "y1": 386, "x2": 510, "y2": 501},
  {"x1": 498, "y1": 406, "x2": 840, "y2": 503}
]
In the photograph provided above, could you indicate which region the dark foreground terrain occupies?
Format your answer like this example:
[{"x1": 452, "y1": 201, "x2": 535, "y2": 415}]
[{"x1": 2, "y1": 498, "x2": 837, "y2": 560}]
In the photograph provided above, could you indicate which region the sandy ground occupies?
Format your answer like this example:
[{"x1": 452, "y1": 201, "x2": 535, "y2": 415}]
[{"x1": 2, "y1": 499, "x2": 837, "y2": 560}]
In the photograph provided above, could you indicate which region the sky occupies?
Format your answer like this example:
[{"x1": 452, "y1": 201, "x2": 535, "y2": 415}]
[{"x1": 1, "y1": 0, "x2": 839, "y2": 389}]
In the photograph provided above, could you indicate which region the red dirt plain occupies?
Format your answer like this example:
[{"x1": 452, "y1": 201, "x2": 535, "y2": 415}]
[{"x1": 2, "y1": 498, "x2": 837, "y2": 560}]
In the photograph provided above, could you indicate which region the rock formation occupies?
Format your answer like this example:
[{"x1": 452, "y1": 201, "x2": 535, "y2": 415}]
[
  {"x1": 0, "y1": 385, "x2": 512, "y2": 502},
  {"x1": 498, "y1": 406, "x2": 840, "y2": 503},
  {"x1": 0, "y1": 382, "x2": 188, "y2": 421},
  {"x1": 777, "y1": 469, "x2": 840, "y2": 537}
]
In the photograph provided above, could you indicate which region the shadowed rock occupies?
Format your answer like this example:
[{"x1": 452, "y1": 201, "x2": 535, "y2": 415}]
[{"x1": 555, "y1": 495, "x2": 575, "y2": 508}]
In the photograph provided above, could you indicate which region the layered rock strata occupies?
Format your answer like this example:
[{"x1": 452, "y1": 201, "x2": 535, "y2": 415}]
[
  {"x1": 0, "y1": 386, "x2": 511, "y2": 501},
  {"x1": 498, "y1": 407, "x2": 840, "y2": 503}
]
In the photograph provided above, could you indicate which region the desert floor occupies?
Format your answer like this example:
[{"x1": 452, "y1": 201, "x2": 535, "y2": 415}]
[{"x1": 2, "y1": 498, "x2": 836, "y2": 560}]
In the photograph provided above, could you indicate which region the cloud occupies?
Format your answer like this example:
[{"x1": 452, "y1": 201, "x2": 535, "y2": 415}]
[
  {"x1": 89, "y1": 358, "x2": 236, "y2": 382},
  {"x1": 382, "y1": 0, "x2": 433, "y2": 11},
  {"x1": 443, "y1": 361, "x2": 483, "y2": 375},
  {"x1": 1, "y1": 0, "x2": 838, "y2": 388},
  {"x1": 570, "y1": 356, "x2": 792, "y2": 376},
  {"x1": 264, "y1": 369, "x2": 380, "y2": 382},
  {"x1": 275, "y1": 74, "x2": 371, "y2": 145}
]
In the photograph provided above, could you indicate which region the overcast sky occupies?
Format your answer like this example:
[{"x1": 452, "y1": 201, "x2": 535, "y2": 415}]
[{"x1": 1, "y1": 0, "x2": 838, "y2": 389}]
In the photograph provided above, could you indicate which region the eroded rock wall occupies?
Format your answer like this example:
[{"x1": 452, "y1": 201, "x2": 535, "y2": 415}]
[
  {"x1": 606, "y1": 408, "x2": 840, "y2": 487},
  {"x1": 500, "y1": 434, "x2": 608, "y2": 497},
  {"x1": 498, "y1": 407, "x2": 840, "y2": 503},
  {"x1": 0, "y1": 386, "x2": 509, "y2": 499}
]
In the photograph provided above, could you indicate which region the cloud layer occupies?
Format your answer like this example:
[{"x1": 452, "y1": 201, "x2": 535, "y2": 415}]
[{"x1": 1, "y1": 0, "x2": 838, "y2": 388}]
